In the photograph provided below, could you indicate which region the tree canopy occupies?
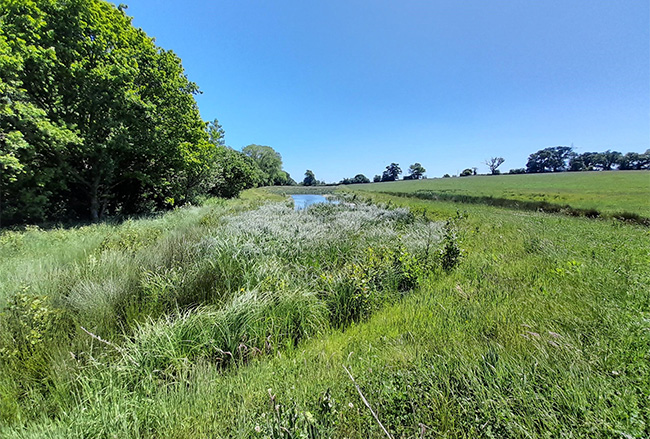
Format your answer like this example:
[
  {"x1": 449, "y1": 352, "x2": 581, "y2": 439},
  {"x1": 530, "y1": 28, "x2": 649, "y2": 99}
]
[
  {"x1": 525, "y1": 146, "x2": 573, "y2": 173},
  {"x1": 381, "y1": 163, "x2": 402, "y2": 181},
  {"x1": 407, "y1": 163, "x2": 426, "y2": 179},
  {"x1": 241, "y1": 144, "x2": 291, "y2": 186},
  {"x1": 0, "y1": 0, "x2": 214, "y2": 224},
  {"x1": 340, "y1": 174, "x2": 370, "y2": 184},
  {"x1": 302, "y1": 169, "x2": 316, "y2": 186}
]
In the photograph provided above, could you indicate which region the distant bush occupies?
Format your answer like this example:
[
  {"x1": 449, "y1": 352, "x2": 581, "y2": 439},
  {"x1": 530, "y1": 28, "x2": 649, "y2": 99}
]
[
  {"x1": 509, "y1": 168, "x2": 526, "y2": 174},
  {"x1": 460, "y1": 168, "x2": 473, "y2": 177}
]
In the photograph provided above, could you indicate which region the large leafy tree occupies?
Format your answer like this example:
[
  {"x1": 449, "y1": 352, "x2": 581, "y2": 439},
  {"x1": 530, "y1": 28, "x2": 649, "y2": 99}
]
[
  {"x1": 209, "y1": 147, "x2": 258, "y2": 198},
  {"x1": 407, "y1": 162, "x2": 426, "y2": 179},
  {"x1": 525, "y1": 146, "x2": 573, "y2": 173},
  {"x1": 381, "y1": 163, "x2": 402, "y2": 181},
  {"x1": 241, "y1": 144, "x2": 289, "y2": 186},
  {"x1": 593, "y1": 150, "x2": 622, "y2": 171},
  {"x1": 302, "y1": 170, "x2": 316, "y2": 186},
  {"x1": 569, "y1": 152, "x2": 599, "y2": 171},
  {"x1": 204, "y1": 120, "x2": 258, "y2": 198},
  {"x1": 618, "y1": 150, "x2": 650, "y2": 170},
  {"x1": 0, "y1": 0, "x2": 212, "y2": 223}
]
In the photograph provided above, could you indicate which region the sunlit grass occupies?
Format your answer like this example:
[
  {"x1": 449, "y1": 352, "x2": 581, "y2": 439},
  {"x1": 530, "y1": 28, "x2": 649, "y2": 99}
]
[
  {"x1": 356, "y1": 170, "x2": 650, "y2": 219},
  {"x1": 1, "y1": 188, "x2": 648, "y2": 438}
]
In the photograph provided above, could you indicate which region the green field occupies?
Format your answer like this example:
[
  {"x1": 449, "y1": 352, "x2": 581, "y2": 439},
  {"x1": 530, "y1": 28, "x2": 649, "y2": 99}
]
[
  {"x1": 353, "y1": 171, "x2": 650, "y2": 220},
  {"x1": 1, "y1": 185, "x2": 649, "y2": 438}
]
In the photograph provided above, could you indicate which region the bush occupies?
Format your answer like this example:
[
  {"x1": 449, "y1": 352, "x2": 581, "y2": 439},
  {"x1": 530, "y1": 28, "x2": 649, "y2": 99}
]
[{"x1": 439, "y1": 220, "x2": 463, "y2": 271}]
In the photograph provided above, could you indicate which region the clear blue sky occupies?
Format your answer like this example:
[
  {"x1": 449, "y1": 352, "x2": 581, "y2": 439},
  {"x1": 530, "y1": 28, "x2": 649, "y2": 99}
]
[{"x1": 125, "y1": 0, "x2": 649, "y2": 182}]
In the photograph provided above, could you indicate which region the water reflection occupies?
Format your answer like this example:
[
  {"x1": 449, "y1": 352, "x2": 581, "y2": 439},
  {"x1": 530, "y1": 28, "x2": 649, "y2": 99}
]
[{"x1": 291, "y1": 194, "x2": 338, "y2": 210}]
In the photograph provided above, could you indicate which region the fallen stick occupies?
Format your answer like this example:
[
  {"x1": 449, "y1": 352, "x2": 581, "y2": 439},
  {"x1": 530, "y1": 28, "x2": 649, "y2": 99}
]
[
  {"x1": 343, "y1": 364, "x2": 393, "y2": 439},
  {"x1": 80, "y1": 326, "x2": 139, "y2": 366}
]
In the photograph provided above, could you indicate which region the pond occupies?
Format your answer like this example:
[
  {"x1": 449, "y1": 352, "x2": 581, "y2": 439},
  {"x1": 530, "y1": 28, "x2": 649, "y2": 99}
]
[{"x1": 291, "y1": 194, "x2": 339, "y2": 211}]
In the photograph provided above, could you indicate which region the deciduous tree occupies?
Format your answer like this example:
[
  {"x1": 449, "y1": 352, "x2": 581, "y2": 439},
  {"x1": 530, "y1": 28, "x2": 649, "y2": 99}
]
[
  {"x1": 484, "y1": 157, "x2": 505, "y2": 175},
  {"x1": 0, "y1": 0, "x2": 212, "y2": 223},
  {"x1": 408, "y1": 163, "x2": 426, "y2": 179},
  {"x1": 525, "y1": 146, "x2": 573, "y2": 173},
  {"x1": 241, "y1": 144, "x2": 287, "y2": 186},
  {"x1": 381, "y1": 163, "x2": 401, "y2": 181}
]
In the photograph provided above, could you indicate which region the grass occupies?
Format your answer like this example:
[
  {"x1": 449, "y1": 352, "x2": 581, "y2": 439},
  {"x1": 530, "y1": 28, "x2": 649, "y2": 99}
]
[
  {"x1": 0, "y1": 185, "x2": 648, "y2": 438},
  {"x1": 357, "y1": 171, "x2": 650, "y2": 222}
]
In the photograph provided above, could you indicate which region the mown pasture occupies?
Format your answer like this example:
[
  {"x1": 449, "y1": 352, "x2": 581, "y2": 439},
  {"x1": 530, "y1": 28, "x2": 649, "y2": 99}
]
[{"x1": 355, "y1": 171, "x2": 650, "y2": 222}]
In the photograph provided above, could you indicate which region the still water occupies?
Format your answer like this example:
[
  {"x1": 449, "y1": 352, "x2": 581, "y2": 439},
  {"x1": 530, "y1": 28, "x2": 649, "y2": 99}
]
[{"x1": 291, "y1": 194, "x2": 338, "y2": 210}]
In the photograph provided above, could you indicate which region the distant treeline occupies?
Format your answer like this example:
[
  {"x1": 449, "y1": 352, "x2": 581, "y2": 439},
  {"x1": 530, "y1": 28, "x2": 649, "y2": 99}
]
[
  {"x1": 336, "y1": 147, "x2": 649, "y2": 186},
  {"x1": 515, "y1": 146, "x2": 650, "y2": 174},
  {"x1": 0, "y1": 0, "x2": 292, "y2": 226}
]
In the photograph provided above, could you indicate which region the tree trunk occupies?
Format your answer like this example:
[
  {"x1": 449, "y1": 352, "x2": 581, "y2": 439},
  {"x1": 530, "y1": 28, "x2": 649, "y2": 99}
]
[{"x1": 90, "y1": 176, "x2": 100, "y2": 222}]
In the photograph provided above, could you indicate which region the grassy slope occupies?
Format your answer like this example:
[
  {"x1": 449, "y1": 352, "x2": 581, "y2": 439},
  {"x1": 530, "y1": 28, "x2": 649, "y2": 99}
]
[
  {"x1": 355, "y1": 171, "x2": 650, "y2": 218},
  {"x1": 1, "y1": 188, "x2": 647, "y2": 438}
]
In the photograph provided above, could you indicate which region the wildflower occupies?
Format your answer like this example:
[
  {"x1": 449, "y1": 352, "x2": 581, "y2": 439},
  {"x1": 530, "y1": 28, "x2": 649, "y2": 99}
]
[
  {"x1": 348, "y1": 402, "x2": 354, "y2": 409},
  {"x1": 254, "y1": 425, "x2": 261, "y2": 433}
]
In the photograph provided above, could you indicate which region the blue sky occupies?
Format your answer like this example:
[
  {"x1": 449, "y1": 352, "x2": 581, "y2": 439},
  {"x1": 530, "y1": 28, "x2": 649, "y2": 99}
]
[{"x1": 125, "y1": 0, "x2": 649, "y2": 182}]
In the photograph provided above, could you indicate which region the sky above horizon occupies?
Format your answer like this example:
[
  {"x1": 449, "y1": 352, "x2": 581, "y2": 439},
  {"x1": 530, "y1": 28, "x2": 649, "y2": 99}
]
[{"x1": 125, "y1": 0, "x2": 649, "y2": 182}]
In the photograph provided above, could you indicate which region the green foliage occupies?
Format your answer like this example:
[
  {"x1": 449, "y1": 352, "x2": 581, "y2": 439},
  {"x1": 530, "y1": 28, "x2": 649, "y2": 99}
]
[
  {"x1": 0, "y1": 0, "x2": 212, "y2": 224},
  {"x1": 526, "y1": 146, "x2": 573, "y2": 173},
  {"x1": 407, "y1": 162, "x2": 426, "y2": 179},
  {"x1": 618, "y1": 150, "x2": 650, "y2": 170},
  {"x1": 0, "y1": 189, "x2": 649, "y2": 437},
  {"x1": 0, "y1": 289, "x2": 73, "y2": 413},
  {"x1": 0, "y1": 196, "x2": 444, "y2": 427},
  {"x1": 210, "y1": 146, "x2": 258, "y2": 198},
  {"x1": 381, "y1": 163, "x2": 401, "y2": 181},
  {"x1": 439, "y1": 219, "x2": 463, "y2": 271},
  {"x1": 321, "y1": 246, "x2": 422, "y2": 327},
  {"x1": 206, "y1": 119, "x2": 225, "y2": 146},
  {"x1": 340, "y1": 174, "x2": 370, "y2": 185},
  {"x1": 303, "y1": 169, "x2": 316, "y2": 186},
  {"x1": 242, "y1": 144, "x2": 289, "y2": 186},
  {"x1": 460, "y1": 168, "x2": 473, "y2": 177}
]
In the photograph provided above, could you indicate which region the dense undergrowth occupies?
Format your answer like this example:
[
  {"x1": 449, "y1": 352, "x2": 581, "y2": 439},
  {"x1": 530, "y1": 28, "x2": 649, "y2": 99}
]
[
  {"x1": 0, "y1": 188, "x2": 648, "y2": 438},
  {"x1": 0, "y1": 191, "x2": 447, "y2": 434}
]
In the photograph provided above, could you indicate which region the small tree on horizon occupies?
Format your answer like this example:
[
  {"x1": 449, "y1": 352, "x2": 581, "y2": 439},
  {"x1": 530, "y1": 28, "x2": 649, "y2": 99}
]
[
  {"x1": 381, "y1": 163, "x2": 402, "y2": 181},
  {"x1": 484, "y1": 157, "x2": 505, "y2": 175},
  {"x1": 303, "y1": 170, "x2": 316, "y2": 186},
  {"x1": 460, "y1": 168, "x2": 473, "y2": 177},
  {"x1": 408, "y1": 163, "x2": 426, "y2": 179}
]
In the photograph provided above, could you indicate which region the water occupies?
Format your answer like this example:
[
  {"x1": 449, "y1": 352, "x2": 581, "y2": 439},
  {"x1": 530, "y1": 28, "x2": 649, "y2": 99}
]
[{"x1": 291, "y1": 194, "x2": 338, "y2": 210}]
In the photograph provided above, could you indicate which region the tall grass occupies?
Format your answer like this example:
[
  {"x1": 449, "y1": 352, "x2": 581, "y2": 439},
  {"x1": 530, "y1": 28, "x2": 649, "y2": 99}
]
[{"x1": 0, "y1": 196, "x2": 443, "y2": 428}]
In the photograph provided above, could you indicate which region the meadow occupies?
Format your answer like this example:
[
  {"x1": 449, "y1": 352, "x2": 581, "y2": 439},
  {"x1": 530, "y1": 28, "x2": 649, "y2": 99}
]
[
  {"x1": 0, "y1": 180, "x2": 648, "y2": 438},
  {"x1": 358, "y1": 171, "x2": 650, "y2": 222}
]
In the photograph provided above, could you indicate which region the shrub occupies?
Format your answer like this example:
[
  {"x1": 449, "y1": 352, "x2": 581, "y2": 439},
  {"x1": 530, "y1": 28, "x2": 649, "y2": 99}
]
[{"x1": 439, "y1": 220, "x2": 463, "y2": 271}]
